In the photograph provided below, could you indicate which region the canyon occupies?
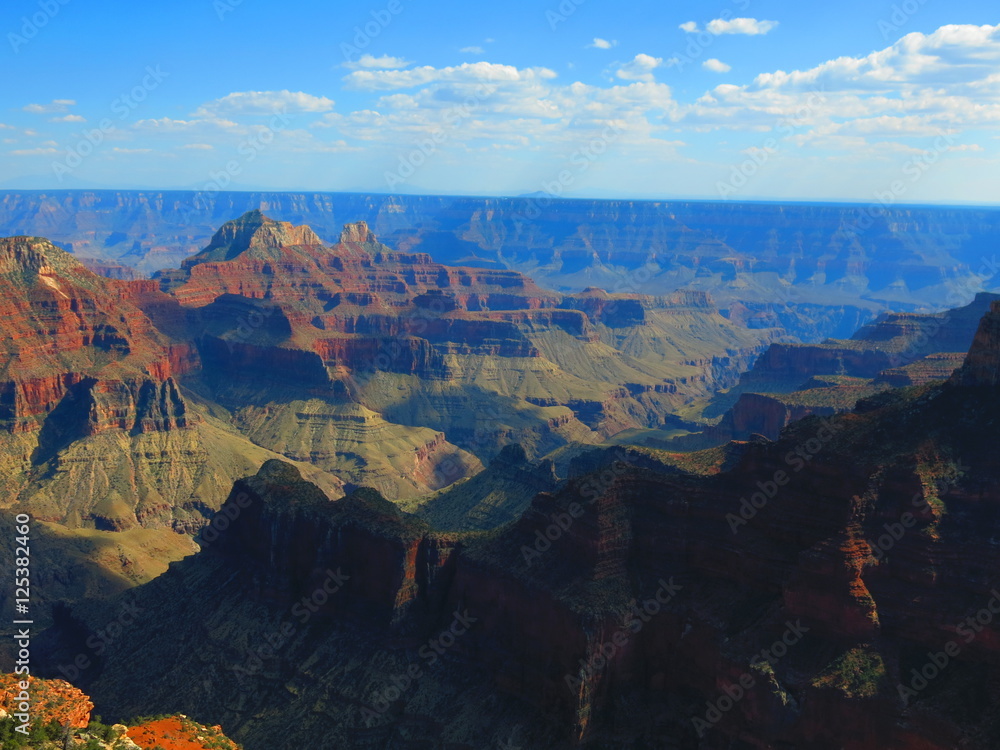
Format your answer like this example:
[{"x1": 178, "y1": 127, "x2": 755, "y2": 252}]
[
  {"x1": 33, "y1": 302, "x2": 1000, "y2": 749},
  {"x1": 665, "y1": 292, "x2": 1000, "y2": 448},
  {"x1": 3, "y1": 191, "x2": 999, "y2": 342},
  {"x1": 0, "y1": 208, "x2": 781, "y2": 539},
  {"x1": 3, "y1": 196, "x2": 1000, "y2": 749}
]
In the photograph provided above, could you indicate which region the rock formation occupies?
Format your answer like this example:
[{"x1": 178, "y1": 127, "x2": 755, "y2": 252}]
[
  {"x1": 670, "y1": 292, "x2": 1000, "y2": 446},
  {"x1": 953, "y1": 300, "x2": 1000, "y2": 386},
  {"x1": 146, "y1": 210, "x2": 777, "y2": 498},
  {"x1": 0, "y1": 675, "x2": 239, "y2": 750},
  {"x1": 41, "y1": 304, "x2": 1000, "y2": 749},
  {"x1": 3, "y1": 190, "x2": 999, "y2": 342},
  {"x1": 0, "y1": 674, "x2": 93, "y2": 728},
  {"x1": 0, "y1": 234, "x2": 344, "y2": 535}
]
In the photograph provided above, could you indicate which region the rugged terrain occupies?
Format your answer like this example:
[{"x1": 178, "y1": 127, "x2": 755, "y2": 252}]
[
  {"x1": 662, "y1": 292, "x2": 1000, "y2": 448},
  {"x1": 147, "y1": 210, "x2": 779, "y2": 499},
  {"x1": 3, "y1": 191, "x2": 1000, "y2": 340},
  {"x1": 0, "y1": 234, "x2": 344, "y2": 535},
  {"x1": 33, "y1": 303, "x2": 1000, "y2": 749},
  {"x1": 0, "y1": 674, "x2": 240, "y2": 749},
  {"x1": 0, "y1": 210, "x2": 779, "y2": 521}
]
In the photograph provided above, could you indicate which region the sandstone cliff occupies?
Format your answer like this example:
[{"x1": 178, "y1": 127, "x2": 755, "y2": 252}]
[
  {"x1": 45, "y1": 307, "x2": 1000, "y2": 749},
  {"x1": 0, "y1": 235, "x2": 344, "y2": 533},
  {"x1": 146, "y1": 210, "x2": 778, "y2": 498}
]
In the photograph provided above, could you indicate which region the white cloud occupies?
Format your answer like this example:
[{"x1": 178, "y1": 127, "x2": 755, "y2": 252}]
[
  {"x1": 707, "y1": 18, "x2": 778, "y2": 36},
  {"x1": 616, "y1": 54, "x2": 663, "y2": 82},
  {"x1": 679, "y1": 21, "x2": 699, "y2": 33},
  {"x1": 460, "y1": 46, "x2": 485, "y2": 54},
  {"x1": 50, "y1": 114, "x2": 86, "y2": 123},
  {"x1": 10, "y1": 147, "x2": 59, "y2": 155},
  {"x1": 133, "y1": 117, "x2": 239, "y2": 131},
  {"x1": 23, "y1": 99, "x2": 76, "y2": 114},
  {"x1": 589, "y1": 38, "x2": 617, "y2": 50},
  {"x1": 344, "y1": 61, "x2": 557, "y2": 91},
  {"x1": 110, "y1": 147, "x2": 152, "y2": 154},
  {"x1": 193, "y1": 90, "x2": 335, "y2": 116},
  {"x1": 318, "y1": 66, "x2": 679, "y2": 163},
  {"x1": 181, "y1": 143, "x2": 214, "y2": 150},
  {"x1": 703, "y1": 59, "x2": 732, "y2": 73},
  {"x1": 751, "y1": 23, "x2": 1000, "y2": 93},
  {"x1": 681, "y1": 23, "x2": 1000, "y2": 151},
  {"x1": 343, "y1": 54, "x2": 412, "y2": 70}
]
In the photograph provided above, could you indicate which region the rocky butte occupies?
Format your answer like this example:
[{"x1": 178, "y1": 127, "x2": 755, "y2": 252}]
[
  {"x1": 0, "y1": 210, "x2": 780, "y2": 635},
  {"x1": 144, "y1": 209, "x2": 779, "y2": 499},
  {"x1": 35, "y1": 303, "x2": 1000, "y2": 749},
  {"x1": 3, "y1": 190, "x2": 999, "y2": 343},
  {"x1": 0, "y1": 232, "x2": 343, "y2": 532},
  {"x1": 667, "y1": 292, "x2": 1000, "y2": 448}
]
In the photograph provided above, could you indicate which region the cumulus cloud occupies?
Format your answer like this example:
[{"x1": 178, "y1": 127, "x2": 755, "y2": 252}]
[
  {"x1": 706, "y1": 18, "x2": 778, "y2": 35},
  {"x1": 320, "y1": 61, "x2": 679, "y2": 163},
  {"x1": 343, "y1": 54, "x2": 412, "y2": 70},
  {"x1": 679, "y1": 21, "x2": 699, "y2": 33},
  {"x1": 133, "y1": 117, "x2": 239, "y2": 131},
  {"x1": 460, "y1": 46, "x2": 485, "y2": 54},
  {"x1": 344, "y1": 61, "x2": 558, "y2": 91},
  {"x1": 751, "y1": 23, "x2": 1000, "y2": 92},
  {"x1": 23, "y1": 99, "x2": 76, "y2": 114},
  {"x1": 10, "y1": 147, "x2": 59, "y2": 155},
  {"x1": 682, "y1": 23, "x2": 1000, "y2": 147},
  {"x1": 193, "y1": 90, "x2": 334, "y2": 116},
  {"x1": 616, "y1": 54, "x2": 663, "y2": 82},
  {"x1": 589, "y1": 38, "x2": 617, "y2": 49},
  {"x1": 703, "y1": 59, "x2": 732, "y2": 73}
]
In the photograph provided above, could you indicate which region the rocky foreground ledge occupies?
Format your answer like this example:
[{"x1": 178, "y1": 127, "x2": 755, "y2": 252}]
[{"x1": 0, "y1": 674, "x2": 239, "y2": 749}]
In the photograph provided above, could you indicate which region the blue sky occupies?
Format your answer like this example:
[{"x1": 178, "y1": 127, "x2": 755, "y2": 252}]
[{"x1": 1, "y1": 0, "x2": 998, "y2": 202}]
